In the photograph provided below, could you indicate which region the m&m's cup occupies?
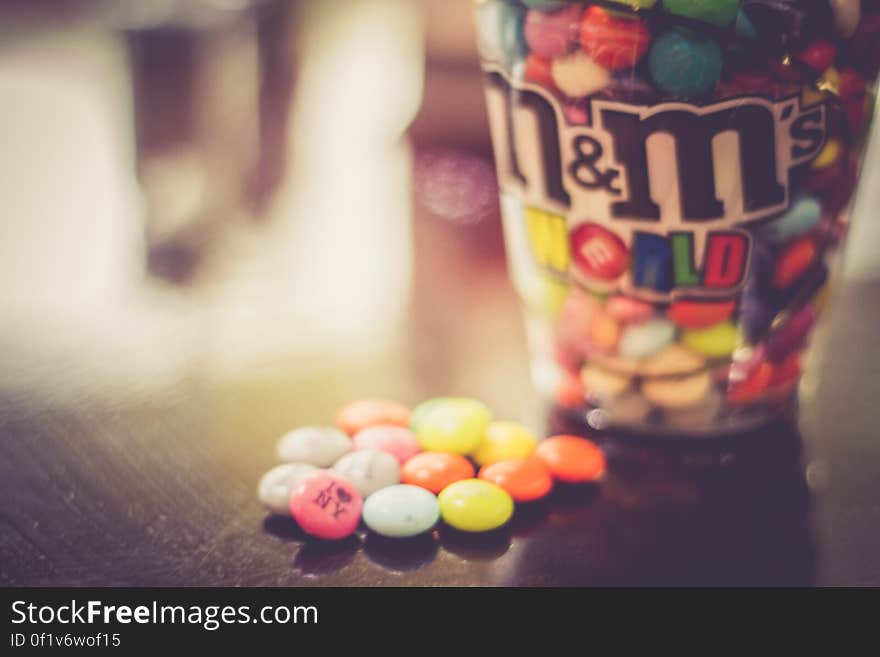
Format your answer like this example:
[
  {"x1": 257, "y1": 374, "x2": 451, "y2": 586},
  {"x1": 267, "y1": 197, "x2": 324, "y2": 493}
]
[{"x1": 474, "y1": 0, "x2": 877, "y2": 435}]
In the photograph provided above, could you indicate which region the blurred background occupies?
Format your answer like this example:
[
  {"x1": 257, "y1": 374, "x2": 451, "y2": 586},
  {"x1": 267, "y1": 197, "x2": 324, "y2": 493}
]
[{"x1": 0, "y1": 0, "x2": 877, "y2": 428}]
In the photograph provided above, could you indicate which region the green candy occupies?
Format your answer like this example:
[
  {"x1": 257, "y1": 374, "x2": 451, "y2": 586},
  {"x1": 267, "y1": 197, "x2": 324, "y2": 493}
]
[
  {"x1": 662, "y1": 0, "x2": 739, "y2": 26},
  {"x1": 681, "y1": 321, "x2": 742, "y2": 358},
  {"x1": 610, "y1": 0, "x2": 658, "y2": 9}
]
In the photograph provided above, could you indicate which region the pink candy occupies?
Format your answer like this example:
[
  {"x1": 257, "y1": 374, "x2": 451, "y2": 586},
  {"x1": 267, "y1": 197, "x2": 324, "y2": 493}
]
[
  {"x1": 605, "y1": 295, "x2": 654, "y2": 323},
  {"x1": 353, "y1": 425, "x2": 421, "y2": 465},
  {"x1": 289, "y1": 471, "x2": 363, "y2": 540},
  {"x1": 524, "y1": 5, "x2": 582, "y2": 59}
]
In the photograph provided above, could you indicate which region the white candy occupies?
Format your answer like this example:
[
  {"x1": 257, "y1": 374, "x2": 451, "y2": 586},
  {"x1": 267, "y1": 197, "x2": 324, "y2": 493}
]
[
  {"x1": 362, "y1": 485, "x2": 440, "y2": 538},
  {"x1": 331, "y1": 449, "x2": 400, "y2": 497},
  {"x1": 257, "y1": 463, "x2": 318, "y2": 516},
  {"x1": 551, "y1": 51, "x2": 610, "y2": 99},
  {"x1": 830, "y1": 0, "x2": 860, "y2": 38},
  {"x1": 276, "y1": 426, "x2": 352, "y2": 467}
]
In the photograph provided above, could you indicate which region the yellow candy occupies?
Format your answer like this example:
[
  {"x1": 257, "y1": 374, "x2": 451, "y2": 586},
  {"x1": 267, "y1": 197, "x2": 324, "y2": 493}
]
[
  {"x1": 681, "y1": 321, "x2": 742, "y2": 358},
  {"x1": 810, "y1": 139, "x2": 841, "y2": 170},
  {"x1": 524, "y1": 274, "x2": 569, "y2": 320},
  {"x1": 438, "y1": 479, "x2": 514, "y2": 532},
  {"x1": 551, "y1": 51, "x2": 610, "y2": 99},
  {"x1": 414, "y1": 398, "x2": 492, "y2": 454},
  {"x1": 471, "y1": 421, "x2": 537, "y2": 466}
]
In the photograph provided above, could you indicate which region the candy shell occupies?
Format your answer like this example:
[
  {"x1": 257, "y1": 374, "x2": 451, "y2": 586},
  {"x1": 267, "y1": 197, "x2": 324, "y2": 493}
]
[
  {"x1": 605, "y1": 295, "x2": 654, "y2": 323},
  {"x1": 600, "y1": 391, "x2": 654, "y2": 425},
  {"x1": 666, "y1": 299, "x2": 736, "y2": 329},
  {"x1": 479, "y1": 458, "x2": 553, "y2": 502},
  {"x1": 277, "y1": 426, "x2": 352, "y2": 467},
  {"x1": 618, "y1": 319, "x2": 675, "y2": 360},
  {"x1": 362, "y1": 485, "x2": 440, "y2": 538},
  {"x1": 641, "y1": 371, "x2": 712, "y2": 409},
  {"x1": 758, "y1": 194, "x2": 821, "y2": 244},
  {"x1": 772, "y1": 237, "x2": 817, "y2": 289},
  {"x1": 522, "y1": 0, "x2": 569, "y2": 9},
  {"x1": 554, "y1": 371, "x2": 586, "y2": 409},
  {"x1": 810, "y1": 139, "x2": 842, "y2": 170},
  {"x1": 551, "y1": 50, "x2": 611, "y2": 98},
  {"x1": 410, "y1": 397, "x2": 453, "y2": 431},
  {"x1": 830, "y1": 0, "x2": 861, "y2": 38},
  {"x1": 414, "y1": 398, "x2": 492, "y2": 454},
  {"x1": 524, "y1": 53, "x2": 558, "y2": 92},
  {"x1": 639, "y1": 344, "x2": 706, "y2": 378},
  {"x1": 289, "y1": 471, "x2": 363, "y2": 540},
  {"x1": 607, "y1": 0, "x2": 657, "y2": 8},
  {"x1": 589, "y1": 310, "x2": 621, "y2": 352},
  {"x1": 557, "y1": 289, "x2": 601, "y2": 352},
  {"x1": 400, "y1": 452, "x2": 475, "y2": 494},
  {"x1": 681, "y1": 321, "x2": 741, "y2": 358},
  {"x1": 662, "y1": 0, "x2": 739, "y2": 26},
  {"x1": 535, "y1": 435, "x2": 606, "y2": 483},
  {"x1": 257, "y1": 463, "x2": 319, "y2": 516},
  {"x1": 796, "y1": 38, "x2": 837, "y2": 73},
  {"x1": 581, "y1": 364, "x2": 632, "y2": 399},
  {"x1": 768, "y1": 352, "x2": 801, "y2": 391},
  {"x1": 525, "y1": 5, "x2": 582, "y2": 59},
  {"x1": 352, "y1": 425, "x2": 421, "y2": 465},
  {"x1": 648, "y1": 28, "x2": 722, "y2": 98},
  {"x1": 570, "y1": 222, "x2": 629, "y2": 280},
  {"x1": 337, "y1": 399, "x2": 410, "y2": 436},
  {"x1": 438, "y1": 479, "x2": 514, "y2": 532},
  {"x1": 331, "y1": 449, "x2": 400, "y2": 498},
  {"x1": 727, "y1": 361, "x2": 774, "y2": 405},
  {"x1": 472, "y1": 421, "x2": 538, "y2": 466},
  {"x1": 579, "y1": 6, "x2": 651, "y2": 70},
  {"x1": 662, "y1": 390, "x2": 722, "y2": 427},
  {"x1": 767, "y1": 306, "x2": 816, "y2": 361}
]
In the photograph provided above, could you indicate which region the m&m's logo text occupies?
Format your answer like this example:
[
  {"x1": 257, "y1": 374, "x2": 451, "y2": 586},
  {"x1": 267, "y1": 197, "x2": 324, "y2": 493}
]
[{"x1": 484, "y1": 67, "x2": 828, "y2": 301}]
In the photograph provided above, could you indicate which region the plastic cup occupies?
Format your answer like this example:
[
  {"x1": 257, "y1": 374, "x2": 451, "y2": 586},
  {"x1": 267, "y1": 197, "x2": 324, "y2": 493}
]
[{"x1": 474, "y1": 0, "x2": 878, "y2": 436}]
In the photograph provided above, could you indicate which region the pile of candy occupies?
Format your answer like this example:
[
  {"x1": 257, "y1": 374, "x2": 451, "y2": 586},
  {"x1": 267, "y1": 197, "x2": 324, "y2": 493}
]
[
  {"x1": 476, "y1": 0, "x2": 877, "y2": 433},
  {"x1": 257, "y1": 398, "x2": 605, "y2": 540},
  {"x1": 478, "y1": 0, "x2": 876, "y2": 108}
]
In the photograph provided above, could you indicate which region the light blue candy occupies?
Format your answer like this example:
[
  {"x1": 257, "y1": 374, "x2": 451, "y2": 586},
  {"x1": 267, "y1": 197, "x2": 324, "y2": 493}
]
[
  {"x1": 500, "y1": 2, "x2": 528, "y2": 69},
  {"x1": 619, "y1": 319, "x2": 676, "y2": 360},
  {"x1": 648, "y1": 28, "x2": 723, "y2": 98},
  {"x1": 758, "y1": 194, "x2": 821, "y2": 243},
  {"x1": 362, "y1": 485, "x2": 440, "y2": 538}
]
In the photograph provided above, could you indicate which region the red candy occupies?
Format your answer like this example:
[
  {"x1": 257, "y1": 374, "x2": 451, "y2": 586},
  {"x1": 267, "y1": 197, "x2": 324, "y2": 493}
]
[
  {"x1": 579, "y1": 6, "x2": 650, "y2": 71},
  {"x1": 667, "y1": 299, "x2": 736, "y2": 329},
  {"x1": 772, "y1": 237, "x2": 817, "y2": 289},
  {"x1": 570, "y1": 222, "x2": 629, "y2": 280},
  {"x1": 525, "y1": 53, "x2": 558, "y2": 93},
  {"x1": 727, "y1": 362, "x2": 774, "y2": 405},
  {"x1": 796, "y1": 39, "x2": 837, "y2": 73}
]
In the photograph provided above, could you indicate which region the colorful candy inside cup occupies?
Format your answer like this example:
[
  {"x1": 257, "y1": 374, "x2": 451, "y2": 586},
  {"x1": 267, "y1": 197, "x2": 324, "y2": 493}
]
[{"x1": 474, "y1": 0, "x2": 877, "y2": 435}]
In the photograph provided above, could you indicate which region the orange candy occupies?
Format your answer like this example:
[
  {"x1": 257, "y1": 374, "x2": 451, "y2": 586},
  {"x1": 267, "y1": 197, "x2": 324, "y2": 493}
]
[
  {"x1": 772, "y1": 237, "x2": 817, "y2": 289},
  {"x1": 400, "y1": 452, "x2": 475, "y2": 495},
  {"x1": 336, "y1": 399, "x2": 410, "y2": 436},
  {"x1": 554, "y1": 371, "x2": 586, "y2": 409},
  {"x1": 590, "y1": 311, "x2": 621, "y2": 353},
  {"x1": 667, "y1": 299, "x2": 736, "y2": 329},
  {"x1": 479, "y1": 458, "x2": 553, "y2": 503},
  {"x1": 534, "y1": 435, "x2": 606, "y2": 483}
]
